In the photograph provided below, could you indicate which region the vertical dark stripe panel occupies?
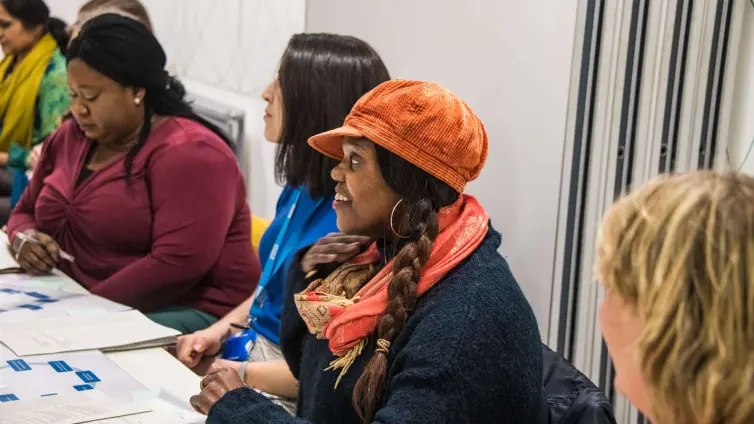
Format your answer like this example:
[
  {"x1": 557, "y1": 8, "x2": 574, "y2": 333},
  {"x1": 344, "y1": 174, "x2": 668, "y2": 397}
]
[
  {"x1": 699, "y1": 0, "x2": 733, "y2": 169},
  {"x1": 662, "y1": 0, "x2": 693, "y2": 172},
  {"x1": 556, "y1": 0, "x2": 605, "y2": 357},
  {"x1": 706, "y1": 0, "x2": 733, "y2": 168},
  {"x1": 602, "y1": 0, "x2": 649, "y2": 404}
]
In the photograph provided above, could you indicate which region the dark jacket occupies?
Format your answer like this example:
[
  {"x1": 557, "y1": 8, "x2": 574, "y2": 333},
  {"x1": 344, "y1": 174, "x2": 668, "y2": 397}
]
[
  {"x1": 542, "y1": 345, "x2": 617, "y2": 424},
  {"x1": 208, "y1": 226, "x2": 548, "y2": 423}
]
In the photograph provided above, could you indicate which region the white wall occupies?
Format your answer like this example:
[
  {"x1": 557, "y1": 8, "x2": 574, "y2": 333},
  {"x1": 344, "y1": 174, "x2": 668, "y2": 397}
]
[
  {"x1": 48, "y1": 0, "x2": 581, "y2": 331},
  {"x1": 48, "y1": 0, "x2": 305, "y2": 218},
  {"x1": 182, "y1": 80, "x2": 282, "y2": 219},
  {"x1": 306, "y1": 0, "x2": 579, "y2": 335},
  {"x1": 728, "y1": 4, "x2": 754, "y2": 173}
]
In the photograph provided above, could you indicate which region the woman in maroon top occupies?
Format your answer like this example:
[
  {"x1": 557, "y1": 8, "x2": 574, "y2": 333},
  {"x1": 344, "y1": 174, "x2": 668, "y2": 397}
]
[{"x1": 7, "y1": 14, "x2": 261, "y2": 334}]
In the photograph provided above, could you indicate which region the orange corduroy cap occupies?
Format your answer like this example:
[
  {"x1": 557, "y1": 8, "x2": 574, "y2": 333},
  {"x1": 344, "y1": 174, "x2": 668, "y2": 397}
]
[{"x1": 308, "y1": 80, "x2": 488, "y2": 193}]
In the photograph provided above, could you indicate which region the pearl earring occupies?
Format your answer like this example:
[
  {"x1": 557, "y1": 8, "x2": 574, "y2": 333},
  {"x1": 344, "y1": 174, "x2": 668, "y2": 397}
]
[{"x1": 134, "y1": 98, "x2": 142, "y2": 105}]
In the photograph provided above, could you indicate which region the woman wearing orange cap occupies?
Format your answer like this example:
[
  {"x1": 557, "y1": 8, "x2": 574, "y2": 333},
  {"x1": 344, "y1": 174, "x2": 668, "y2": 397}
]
[{"x1": 191, "y1": 80, "x2": 546, "y2": 423}]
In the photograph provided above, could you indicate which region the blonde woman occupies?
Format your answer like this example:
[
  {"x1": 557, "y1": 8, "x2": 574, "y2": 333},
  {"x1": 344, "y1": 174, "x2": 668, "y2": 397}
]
[
  {"x1": 596, "y1": 171, "x2": 754, "y2": 424},
  {"x1": 71, "y1": 0, "x2": 151, "y2": 37}
]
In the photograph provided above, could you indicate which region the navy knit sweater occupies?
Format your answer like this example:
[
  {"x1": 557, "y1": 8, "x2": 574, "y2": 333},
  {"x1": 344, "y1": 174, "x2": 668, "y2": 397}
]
[{"x1": 208, "y1": 227, "x2": 547, "y2": 423}]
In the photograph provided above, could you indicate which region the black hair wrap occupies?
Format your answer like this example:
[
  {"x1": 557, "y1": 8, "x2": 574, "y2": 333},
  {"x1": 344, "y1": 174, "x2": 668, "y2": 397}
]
[{"x1": 68, "y1": 13, "x2": 168, "y2": 91}]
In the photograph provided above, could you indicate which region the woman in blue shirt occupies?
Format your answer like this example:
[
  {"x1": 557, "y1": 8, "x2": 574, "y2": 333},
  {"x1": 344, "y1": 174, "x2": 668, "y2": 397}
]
[{"x1": 175, "y1": 33, "x2": 390, "y2": 412}]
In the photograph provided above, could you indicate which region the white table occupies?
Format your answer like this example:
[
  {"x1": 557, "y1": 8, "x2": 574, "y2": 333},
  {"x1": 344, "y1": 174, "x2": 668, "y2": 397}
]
[{"x1": 0, "y1": 269, "x2": 202, "y2": 416}]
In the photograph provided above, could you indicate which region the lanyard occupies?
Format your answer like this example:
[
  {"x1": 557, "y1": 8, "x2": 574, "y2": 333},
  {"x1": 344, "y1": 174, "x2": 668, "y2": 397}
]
[
  {"x1": 252, "y1": 188, "x2": 302, "y2": 302},
  {"x1": 252, "y1": 187, "x2": 324, "y2": 306}
]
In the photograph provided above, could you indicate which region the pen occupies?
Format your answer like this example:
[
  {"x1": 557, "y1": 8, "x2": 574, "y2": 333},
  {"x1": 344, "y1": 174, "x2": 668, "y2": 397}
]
[
  {"x1": 230, "y1": 322, "x2": 251, "y2": 330},
  {"x1": 15, "y1": 232, "x2": 75, "y2": 262}
]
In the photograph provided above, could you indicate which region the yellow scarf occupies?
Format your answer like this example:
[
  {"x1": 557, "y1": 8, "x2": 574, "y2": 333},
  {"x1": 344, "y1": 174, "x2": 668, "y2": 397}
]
[{"x1": 0, "y1": 34, "x2": 58, "y2": 153}]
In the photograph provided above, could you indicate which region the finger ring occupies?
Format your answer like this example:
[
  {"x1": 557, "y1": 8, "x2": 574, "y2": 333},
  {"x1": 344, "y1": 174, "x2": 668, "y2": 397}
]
[{"x1": 199, "y1": 378, "x2": 205, "y2": 390}]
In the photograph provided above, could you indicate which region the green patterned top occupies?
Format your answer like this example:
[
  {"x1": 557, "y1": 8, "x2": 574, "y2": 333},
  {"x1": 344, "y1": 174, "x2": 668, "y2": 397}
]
[{"x1": 7, "y1": 48, "x2": 70, "y2": 169}]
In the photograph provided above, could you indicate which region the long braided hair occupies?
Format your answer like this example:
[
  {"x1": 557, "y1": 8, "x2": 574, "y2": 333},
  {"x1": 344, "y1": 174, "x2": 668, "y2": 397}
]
[
  {"x1": 66, "y1": 14, "x2": 232, "y2": 182},
  {"x1": 352, "y1": 145, "x2": 459, "y2": 422}
]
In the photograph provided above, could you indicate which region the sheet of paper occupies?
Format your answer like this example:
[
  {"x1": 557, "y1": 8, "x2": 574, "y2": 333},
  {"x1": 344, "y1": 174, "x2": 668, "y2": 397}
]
[
  {"x1": 147, "y1": 395, "x2": 206, "y2": 424},
  {"x1": 85, "y1": 391, "x2": 205, "y2": 423},
  {"x1": 0, "y1": 389, "x2": 151, "y2": 424},
  {"x1": 0, "y1": 273, "x2": 86, "y2": 301},
  {"x1": 0, "y1": 346, "x2": 150, "y2": 404},
  {"x1": 85, "y1": 410, "x2": 201, "y2": 424},
  {"x1": 0, "y1": 241, "x2": 21, "y2": 271},
  {"x1": 0, "y1": 269, "x2": 86, "y2": 288},
  {"x1": 105, "y1": 348, "x2": 201, "y2": 411},
  {"x1": 0, "y1": 310, "x2": 180, "y2": 356},
  {"x1": 0, "y1": 290, "x2": 22, "y2": 306},
  {"x1": 19, "y1": 272, "x2": 89, "y2": 294},
  {"x1": 0, "y1": 293, "x2": 131, "y2": 324}
]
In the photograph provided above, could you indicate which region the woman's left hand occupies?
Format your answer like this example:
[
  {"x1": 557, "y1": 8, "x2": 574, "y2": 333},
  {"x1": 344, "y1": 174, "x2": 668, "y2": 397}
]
[
  {"x1": 190, "y1": 363, "x2": 246, "y2": 415},
  {"x1": 28, "y1": 144, "x2": 43, "y2": 170}
]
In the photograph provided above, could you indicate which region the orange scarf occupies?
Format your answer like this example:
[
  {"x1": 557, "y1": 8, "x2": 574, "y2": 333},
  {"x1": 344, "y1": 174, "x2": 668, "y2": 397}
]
[{"x1": 294, "y1": 194, "x2": 488, "y2": 384}]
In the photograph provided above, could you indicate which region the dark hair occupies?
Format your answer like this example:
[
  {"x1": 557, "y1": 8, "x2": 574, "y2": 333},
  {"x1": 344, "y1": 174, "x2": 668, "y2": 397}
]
[
  {"x1": 352, "y1": 145, "x2": 459, "y2": 422},
  {"x1": 1, "y1": 0, "x2": 69, "y2": 54},
  {"x1": 276, "y1": 33, "x2": 390, "y2": 199},
  {"x1": 77, "y1": 0, "x2": 152, "y2": 30},
  {"x1": 67, "y1": 14, "x2": 232, "y2": 182}
]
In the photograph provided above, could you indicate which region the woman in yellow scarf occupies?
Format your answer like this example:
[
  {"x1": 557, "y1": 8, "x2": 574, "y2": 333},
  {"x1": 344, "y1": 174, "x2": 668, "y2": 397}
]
[
  {"x1": 26, "y1": 0, "x2": 153, "y2": 172},
  {"x1": 0, "y1": 0, "x2": 70, "y2": 221}
]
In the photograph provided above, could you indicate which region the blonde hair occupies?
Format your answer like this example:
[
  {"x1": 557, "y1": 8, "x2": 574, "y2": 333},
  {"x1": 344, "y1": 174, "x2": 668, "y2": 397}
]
[
  {"x1": 596, "y1": 171, "x2": 754, "y2": 424},
  {"x1": 70, "y1": 0, "x2": 152, "y2": 39},
  {"x1": 77, "y1": 0, "x2": 152, "y2": 29}
]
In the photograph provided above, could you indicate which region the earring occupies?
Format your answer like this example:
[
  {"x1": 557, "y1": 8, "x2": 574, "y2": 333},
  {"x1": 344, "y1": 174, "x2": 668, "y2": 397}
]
[
  {"x1": 390, "y1": 199, "x2": 409, "y2": 239},
  {"x1": 134, "y1": 98, "x2": 142, "y2": 105}
]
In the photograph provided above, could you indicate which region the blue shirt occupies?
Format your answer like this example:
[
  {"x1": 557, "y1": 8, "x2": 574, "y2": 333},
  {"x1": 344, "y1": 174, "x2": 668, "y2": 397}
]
[{"x1": 249, "y1": 185, "x2": 338, "y2": 345}]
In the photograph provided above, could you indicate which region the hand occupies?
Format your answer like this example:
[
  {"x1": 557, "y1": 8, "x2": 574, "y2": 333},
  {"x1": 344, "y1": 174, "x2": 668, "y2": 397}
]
[
  {"x1": 28, "y1": 144, "x2": 43, "y2": 170},
  {"x1": 300, "y1": 233, "x2": 372, "y2": 273},
  {"x1": 211, "y1": 358, "x2": 243, "y2": 375},
  {"x1": 190, "y1": 363, "x2": 246, "y2": 415},
  {"x1": 175, "y1": 326, "x2": 227, "y2": 369},
  {"x1": 12, "y1": 230, "x2": 60, "y2": 275}
]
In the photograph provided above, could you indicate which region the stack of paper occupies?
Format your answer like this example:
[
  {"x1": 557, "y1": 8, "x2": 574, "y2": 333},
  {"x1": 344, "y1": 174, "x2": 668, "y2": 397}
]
[
  {"x1": 87, "y1": 411, "x2": 194, "y2": 424},
  {"x1": 0, "y1": 272, "x2": 89, "y2": 293},
  {"x1": 0, "y1": 310, "x2": 181, "y2": 356},
  {"x1": 0, "y1": 345, "x2": 149, "y2": 402},
  {"x1": 0, "y1": 390, "x2": 151, "y2": 424},
  {"x1": 0, "y1": 346, "x2": 203, "y2": 424},
  {"x1": 0, "y1": 241, "x2": 22, "y2": 273},
  {"x1": 0, "y1": 293, "x2": 131, "y2": 323}
]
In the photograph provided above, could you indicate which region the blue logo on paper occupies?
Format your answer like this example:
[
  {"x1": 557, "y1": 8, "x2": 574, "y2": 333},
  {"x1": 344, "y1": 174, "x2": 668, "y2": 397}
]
[
  {"x1": 75, "y1": 371, "x2": 100, "y2": 383},
  {"x1": 7, "y1": 360, "x2": 31, "y2": 372},
  {"x1": 18, "y1": 304, "x2": 42, "y2": 310},
  {"x1": 36, "y1": 298, "x2": 59, "y2": 303},
  {"x1": 49, "y1": 361, "x2": 73, "y2": 373}
]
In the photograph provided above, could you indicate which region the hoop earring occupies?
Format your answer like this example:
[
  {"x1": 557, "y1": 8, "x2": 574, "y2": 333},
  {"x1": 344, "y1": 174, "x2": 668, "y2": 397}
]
[{"x1": 390, "y1": 199, "x2": 409, "y2": 239}]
